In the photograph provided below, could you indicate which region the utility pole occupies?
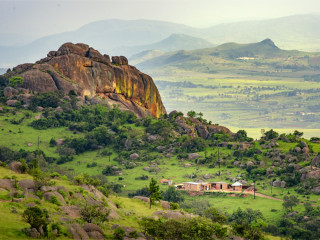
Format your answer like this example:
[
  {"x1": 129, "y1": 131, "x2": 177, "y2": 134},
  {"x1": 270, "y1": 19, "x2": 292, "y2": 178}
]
[
  {"x1": 38, "y1": 136, "x2": 40, "y2": 150},
  {"x1": 218, "y1": 145, "x2": 220, "y2": 176},
  {"x1": 254, "y1": 180, "x2": 256, "y2": 199}
]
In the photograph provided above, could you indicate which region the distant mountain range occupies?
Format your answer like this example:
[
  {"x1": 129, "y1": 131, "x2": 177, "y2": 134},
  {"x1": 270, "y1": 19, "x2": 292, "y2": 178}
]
[
  {"x1": 1, "y1": 14, "x2": 320, "y2": 67},
  {"x1": 135, "y1": 38, "x2": 320, "y2": 73}
]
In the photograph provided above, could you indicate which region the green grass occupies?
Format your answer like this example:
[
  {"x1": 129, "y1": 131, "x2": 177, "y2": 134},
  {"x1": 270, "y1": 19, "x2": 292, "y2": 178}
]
[
  {"x1": 0, "y1": 109, "x2": 76, "y2": 157},
  {"x1": 184, "y1": 193, "x2": 304, "y2": 224}
]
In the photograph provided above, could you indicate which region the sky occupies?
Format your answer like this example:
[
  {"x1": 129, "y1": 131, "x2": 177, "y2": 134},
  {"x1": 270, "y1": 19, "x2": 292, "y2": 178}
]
[{"x1": 0, "y1": 0, "x2": 319, "y2": 42}]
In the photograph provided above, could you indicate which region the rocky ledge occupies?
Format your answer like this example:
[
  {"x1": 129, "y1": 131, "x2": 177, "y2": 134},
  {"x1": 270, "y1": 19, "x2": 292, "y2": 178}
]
[{"x1": 4, "y1": 42, "x2": 166, "y2": 118}]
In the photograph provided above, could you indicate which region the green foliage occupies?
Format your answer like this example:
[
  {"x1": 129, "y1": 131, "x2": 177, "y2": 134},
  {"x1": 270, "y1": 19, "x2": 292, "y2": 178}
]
[
  {"x1": 264, "y1": 129, "x2": 279, "y2": 140},
  {"x1": 147, "y1": 178, "x2": 162, "y2": 209},
  {"x1": 22, "y1": 207, "x2": 49, "y2": 231},
  {"x1": 234, "y1": 130, "x2": 248, "y2": 142},
  {"x1": 128, "y1": 187, "x2": 150, "y2": 198},
  {"x1": 86, "y1": 162, "x2": 97, "y2": 168},
  {"x1": 50, "y1": 196, "x2": 62, "y2": 206},
  {"x1": 140, "y1": 216, "x2": 227, "y2": 240},
  {"x1": 229, "y1": 208, "x2": 266, "y2": 239},
  {"x1": 74, "y1": 173, "x2": 101, "y2": 187},
  {"x1": 170, "y1": 202, "x2": 180, "y2": 210},
  {"x1": 282, "y1": 195, "x2": 299, "y2": 211},
  {"x1": 8, "y1": 76, "x2": 23, "y2": 88},
  {"x1": 29, "y1": 91, "x2": 63, "y2": 109},
  {"x1": 179, "y1": 135, "x2": 207, "y2": 152},
  {"x1": 146, "y1": 119, "x2": 174, "y2": 141},
  {"x1": 33, "y1": 172, "x2": 56, "y2": 191},
  {"x1": 114, "y1": 227, "x2": 125, "y2": 240},
  {"x1": 187, "y1": 110, "x2": 196, "y2": 118},
  {"x1": 205, "y1": 207, "x2": 227, "y2": 224},
  {"x1": 180, "y1": 199, "x2": 211, "y2": 216},
  {"x1": 49, "y1": 138, "x2": 56, "y2": 147},
  {"x1": 162, "y1": 186, "x2": 184, "y2": 203},
  {"x1": 102, "y1": 165, "x2": 120, "y2": 176},
  {"x1": 80, "y1": 202, "x2": 110, "y2": 223}
]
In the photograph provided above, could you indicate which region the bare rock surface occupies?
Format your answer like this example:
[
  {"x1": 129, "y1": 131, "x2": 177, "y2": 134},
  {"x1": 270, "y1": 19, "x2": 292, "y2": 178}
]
[{"x1": 5, "y1": 42, "x2": 166, "y2": 118}]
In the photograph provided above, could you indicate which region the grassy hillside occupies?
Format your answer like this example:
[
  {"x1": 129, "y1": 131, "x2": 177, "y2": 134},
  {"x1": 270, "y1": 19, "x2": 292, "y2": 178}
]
[{"x1": 1, "y1": 87, "x2": 320, "y2": 239}]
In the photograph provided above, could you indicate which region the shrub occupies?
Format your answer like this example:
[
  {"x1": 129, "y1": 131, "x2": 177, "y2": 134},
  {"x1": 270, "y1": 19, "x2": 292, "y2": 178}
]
[
  {"x1": 49, "y1": 138, "x2": 56, "y2": 147},
  {"x1": 22, "y1": 207, "x2": 49, "y2": 231},
  {"x1": 9, "y1": 76, "x2": 24, "y2": 87},
  {"x1": 51, "y1": 196, "x2": 62, "y2": 206},
  {"x1": 170, "y1": 202, "x2": 179, "y2": 210},
  {"x1": 114, "y1": 227, "x2": 125, "y2": 240},
  {"x1": 80, "y1": 202, "x2": 110, "y2": 223}
]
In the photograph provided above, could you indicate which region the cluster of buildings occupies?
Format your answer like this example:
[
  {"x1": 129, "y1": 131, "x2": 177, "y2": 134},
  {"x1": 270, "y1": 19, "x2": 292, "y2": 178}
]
[{"x1": 176, "y1": 181, "x2": 247, "y2": 192}]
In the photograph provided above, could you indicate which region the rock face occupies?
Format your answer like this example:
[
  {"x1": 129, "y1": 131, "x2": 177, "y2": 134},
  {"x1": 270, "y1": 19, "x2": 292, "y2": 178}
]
[{"x1": 5, "y1": 42, "x2": 166, "y2": 118}]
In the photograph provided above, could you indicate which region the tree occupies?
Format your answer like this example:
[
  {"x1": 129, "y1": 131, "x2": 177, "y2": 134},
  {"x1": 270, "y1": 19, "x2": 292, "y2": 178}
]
[
  {"x1": 147, "y1": 178, "x2": 162, "y2": 209},
  {"x1": 22, "y1": 207, "x2": 49, "y2": 232},
  {"x1": 264, "y1": 129, "x2": 279, "y2": 140},
  {"x1": 283, "y1": 195, "x2": 299, "y2": 211},
  {"x1": 162, "y1": 186, "x2": 184, "y2": 203},
  {"x1": 293, "y1": 130, "x2": 304, "y2": 139},
  {"x1": 205, "y1": 207, "x2": 227, "y2": 224},
  {"x1": 9, "y1": 76, "x2": 24, "y2": 88},
  {"x1": 234, "y1": 130, "x2": 248, "y2": 142},
  {"x1": 187, "y1": 110, "x2": 196, "y2": 118}
]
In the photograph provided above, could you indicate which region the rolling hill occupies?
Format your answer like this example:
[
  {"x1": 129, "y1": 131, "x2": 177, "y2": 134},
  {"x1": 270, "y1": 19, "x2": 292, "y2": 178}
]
[
  {"x1": 122, "y1": 33, "x2": 214, "y2": 57},
  {"x1": 1, "y1": 14, "x2": 320, "y2": 68}
]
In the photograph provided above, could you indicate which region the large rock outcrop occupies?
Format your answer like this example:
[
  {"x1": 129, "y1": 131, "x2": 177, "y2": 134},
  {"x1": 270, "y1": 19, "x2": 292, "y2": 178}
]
[{"x1": 4, "y1": 43, "x2": 166, "y2": 118}]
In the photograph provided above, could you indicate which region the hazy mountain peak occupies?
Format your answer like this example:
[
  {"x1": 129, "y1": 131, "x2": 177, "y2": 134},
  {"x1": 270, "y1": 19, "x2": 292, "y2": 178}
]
[{"x1": 259, "y1": 38, "x2": 279, "y2": 49}]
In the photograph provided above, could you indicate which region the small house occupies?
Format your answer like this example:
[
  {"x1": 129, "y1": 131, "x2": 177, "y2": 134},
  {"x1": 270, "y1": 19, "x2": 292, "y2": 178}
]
[
  {"x1": 212, "y1": 182, "x2": 229, "y2": 190},
  {"x1": 183, "y1": 182, "x2": 201, "y2": 191},
  {"x1": 160, "y1": 179, "x2": 172, "y2": 185},
  {"x1": 231, "y1": 181, "x2": 243, "y2": 191}
]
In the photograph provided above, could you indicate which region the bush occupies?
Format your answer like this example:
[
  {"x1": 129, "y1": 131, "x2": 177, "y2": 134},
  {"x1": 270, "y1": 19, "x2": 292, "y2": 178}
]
[
  {"x1": 114, "y1": 227, "x2": 125, "y2": 240},
  {"x1": 86, "y1": 162, "x2": 97, "y2": 168},
  {"x1": 162, "y1": 186, "x2": 184, "y2": 203},
  {"x1": 22, "y1": 207, "x2": 49, "y2": 231},
  {"x1": 51, "y1": 196, "x2": 62, "y2": 206},
  {"x1": 9, "y1": 76, "x2": 24, "y2": 87},
  {"x1": 128, "y1": 187, "x2": 150, "y2": 198},
  {"x1": 80, "y1": 202, "x2": 110, "y2": 223},
  {"x1": 49, "y1": 138, "x2": 56, "y2": 147},
  {"x1": 170, "y1": 202, "x2": 179, "y2": 210}
]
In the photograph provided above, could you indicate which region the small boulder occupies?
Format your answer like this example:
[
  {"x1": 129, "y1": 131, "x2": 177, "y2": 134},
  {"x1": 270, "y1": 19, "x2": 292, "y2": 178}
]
[
  {"x1": 108, "y1": 209, "x2": 120, "y2": 221},
  {"x1": 6, "y1": 100, "x2": 18, "y2": 106},
  {"x1": 83, "y1": 223, "x2": 104, "y2": 236},
  {"x1": 184, "y1": 163, "x2": 192, "y2": 168},
  {"x1": 43, "y1": 191, "x2": 66, "y2": 205},
  {"x1": 8, "y1": 161, "x2": 22, "y2": 173},
  {"x1": 295, "y1": 147, "x2": 301, "y2": 153},
  {"x1": 273, "y1": 180, "x2": 282, "y2": 187},
  {"x1": 18, "y1": 179, "x2": 35, "y2": 190},
  {"x1": 312, "y1": 155, "x2": 320, "y2": 167},
  {"x1": 143, "y1": 167, "x2": 150, "y2": 171},
  {"x1": 120, "y1": 56, "x2": 128, "y2": 65},
  {"x1": 130, "y1": 153, "x2": 139, "y2": 160},
  {"x1": 4, "y1": 87, "x2": 19, "y2": 98},
  {"x1": 188, "y1": 153, "x2": 201, "y2": 160},
  {"x1": 133, "y1": 196, "x2": 149, "y2": 203},
  {"x1": 40, "y1": 186, "x2": 57, "y2": 192},
  {"x1": 36, "y1": 106, "x2": 44, "y2": 112},
  {"x1": 246, "y1": 161, "x2": 254, "y2": 167},
  {"x1": 0, "y1": 179, "x2": 14, "y2": 190},
  {"x1": 68, "y1": 223, "x2": 90, "y2": 240},
  {"x1": 160, "y1": 200, "x2": 171, "y2": 209}
]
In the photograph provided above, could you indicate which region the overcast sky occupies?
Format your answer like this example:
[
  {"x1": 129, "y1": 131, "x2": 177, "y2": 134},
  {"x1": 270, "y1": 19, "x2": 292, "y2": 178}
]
[{"x1": 1, "y1": 0, "x2": 319, "y2": 39}]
